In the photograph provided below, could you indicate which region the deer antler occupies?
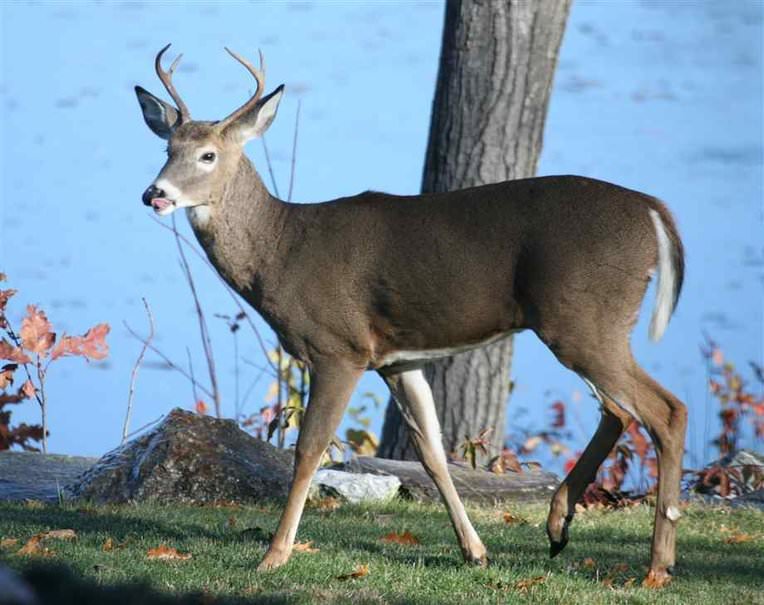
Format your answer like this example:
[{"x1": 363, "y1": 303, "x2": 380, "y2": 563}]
[
  {"x1": 216, "y1": 48, "x2": 266, "y2": 131},
  {"x1": 155, "y1": 43, "x2": 191, "y2": 122}
]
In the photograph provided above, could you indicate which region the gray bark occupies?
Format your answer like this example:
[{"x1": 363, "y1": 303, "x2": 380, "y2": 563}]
[{"x1": 378, "y1": 0, "x2": 571, "y2": 462}]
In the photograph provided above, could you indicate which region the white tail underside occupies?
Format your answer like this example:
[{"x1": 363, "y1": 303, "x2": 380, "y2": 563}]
[{"x1": 648, "y1": 209, "x2": 675, "y2": 342}]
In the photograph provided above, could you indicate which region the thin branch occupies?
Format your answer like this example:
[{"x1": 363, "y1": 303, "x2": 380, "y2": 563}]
[
  {"x1": 122, "y1": 298, "x2": 155, "y2": 444},
  {"x1": 149, "y1": 216, "x2": 278, "y2": 377},
  {"x1": 124, "y1": 413, "x2": 165, "y2": 441},
  {"x1": 172, "y1": 214, "x2": 221, "y2": 417},
  {"x1": 261, "y1": 136, "x2": 281, "y2": 198},
  {"x1": 3, "y1": 324, "x2": 45, "y2": 410},
  {"x1": 287, "y1": 100, "x2": 301, "y2": 202},
  {"x1": 124, "y1": 321, "x2": 214, "y2": 399},
  {"x1": 186, "y1": 346, "x2": 199, "y2": 404}
]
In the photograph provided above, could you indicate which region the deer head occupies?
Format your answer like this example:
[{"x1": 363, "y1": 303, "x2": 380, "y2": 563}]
[{"x1": 135, "y1": 44, "x2": 284, "y2": 216}]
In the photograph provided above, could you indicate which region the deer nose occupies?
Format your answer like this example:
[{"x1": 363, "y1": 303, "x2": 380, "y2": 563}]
[{"x1": 142, "y1": 184, "x2": 166, "y2": 206}]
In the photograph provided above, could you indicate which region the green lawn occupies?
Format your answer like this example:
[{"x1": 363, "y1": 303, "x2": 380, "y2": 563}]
[{"x1": 0, "y1": 499, "x2": 762, "y2": 604}]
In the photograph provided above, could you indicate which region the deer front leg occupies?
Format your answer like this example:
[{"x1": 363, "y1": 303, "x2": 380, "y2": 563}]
[
  {"x1": 381, "y1": 368, "x2": 487, "y2": 566},
  {"x1": 258, "y1": 358, "x2": 363, "y2": 571}
]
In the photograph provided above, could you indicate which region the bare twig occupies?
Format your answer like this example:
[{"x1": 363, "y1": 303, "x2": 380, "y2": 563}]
[
  {"x1": 261, "y1": 136, "x2": 281, "y2": 198},
  {"x1": 35, "y1": 356, "x2": 48, "y2": 454},
  {"x1": 124, "y1": 321, "x2": 214, "y2": 399},
  {"x1": 287, "y1": 100, "x2": 301, "y2": 202},
  {"x1": 124, "y1": 413, "x2": 165, "y2": 441},
  {"x1": 172, "y1": 214, "x2": 221, "y2": 417},
  {"x1": 186, "y1": 346, "x2": 199, "y2": 404},
  {"x1": 122, "y1": 298, "x2": 155, "y2": 444},
  {"x1": 149, "y1": 216, "x2": 278, "y2": 377}
]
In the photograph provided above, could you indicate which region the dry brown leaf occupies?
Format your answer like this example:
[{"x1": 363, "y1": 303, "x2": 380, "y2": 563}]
[
  {"x1": 314, "y1": 496, "x2": 341, "y2": 511},
  {"x1": 642, "y1": 569, "x2": 672, "y2": 589},
  {"x1": 293, "y1": 540, "x2": 319, "y2": 553},
  {"x1": 0, "y1": 538, "x2": 18, "y2": 549},
  {"x1": 0, "y1": 364, "x2": 16, "y2": 389},
  {"x1": 102, "y1": 537, "x2": 115, "y2": 551},
  {"x1": 20, "y1": 306, "x2": 55, "y2": 354},
  {"x1": 581, "y1": 557, "x2": 596, "y2": 569},
  {"x1": 17, "y1": 536, "x2": 48, "y2": 556},
  {"x1": 380, "y1": 531, "x2": 420, "y2": 546},
  {"x1": 502, "y1": 512, "x2": 527, "y2": 525},
  {"x1": 227, "y1": 516, "x2": 237, "y2": 528},
  {"x1": 336, "y1": 563, "x2": 369, "y2": 581},
  {"x1": 146, "y1": 544, "x2": 192, "y2": 560},
  {"x1": 20, "y1": 379, "x2": 36, "y2": 399},
  {"x1": 724, "y1": 532, "x2": 754, "y2": 544},
  {"x1": 514, "y1": 575, "x2": 545, "y2": 593},
  {"x1": 0, "y1": 340, "x2": 32, "y2": 364}
]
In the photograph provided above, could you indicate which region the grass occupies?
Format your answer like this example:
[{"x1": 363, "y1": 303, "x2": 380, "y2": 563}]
[{"x1": 0, "y1": 498, "x2": 762, "y2": 604}]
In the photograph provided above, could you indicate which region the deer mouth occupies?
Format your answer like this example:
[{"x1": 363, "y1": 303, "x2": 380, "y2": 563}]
[{"x1": 150, "y1": 198, "x2": 176, "y2": 215}]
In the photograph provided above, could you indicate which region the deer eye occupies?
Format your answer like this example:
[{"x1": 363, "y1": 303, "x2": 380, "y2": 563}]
[{"x1": 199, "y1": 152, "x2": 216, "y2": 163}]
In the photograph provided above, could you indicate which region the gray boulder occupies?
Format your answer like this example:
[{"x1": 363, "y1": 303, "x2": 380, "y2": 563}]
[
  {"x1": 309, "y1": 469, "x2": 401, "y2": 504},
  {"x1": 66, "y1": 408, "x2": 294, "y2": 504}
]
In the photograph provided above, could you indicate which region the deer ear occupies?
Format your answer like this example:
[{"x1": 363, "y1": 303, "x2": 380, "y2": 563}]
[
  {"x1": 135, "y1": 86, "x2": 180, "y2": 140},
  {"x1": 230, "y1": 85, "x2": 284, "y2": 142}
]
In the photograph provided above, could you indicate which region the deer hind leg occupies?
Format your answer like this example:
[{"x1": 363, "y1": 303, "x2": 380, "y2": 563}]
[
  {"x1": 380, "y1": 368, "x2": 488, "y2": 566},
  {"x1": 258, "y1": 358, "x2": 363, "y2": 571},
  {"x1": 551, "y1": 350, "x2": 686, "y2": 587},
  {"x1": 546, "y1": 384, "x2": 632, "y2": 557}
]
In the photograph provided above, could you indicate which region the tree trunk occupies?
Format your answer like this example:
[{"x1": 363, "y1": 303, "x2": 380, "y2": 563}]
[{"x1": 378, "y1": 0, "x2": 571, "y2": 462}]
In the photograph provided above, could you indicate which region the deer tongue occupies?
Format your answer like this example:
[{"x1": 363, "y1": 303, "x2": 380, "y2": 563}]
[{"x1": 151, "y1": 198, "x2": 173, "y2": 212}]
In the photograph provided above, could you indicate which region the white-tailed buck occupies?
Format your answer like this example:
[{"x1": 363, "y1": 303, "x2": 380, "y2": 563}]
[{"x1": 136, "y1": 45, "x2": 687, "y2": 587}]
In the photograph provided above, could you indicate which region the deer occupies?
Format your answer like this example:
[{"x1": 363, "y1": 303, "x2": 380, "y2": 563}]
[{"x1": 135, "y1": 45, "x2": 687, "y2": 587}]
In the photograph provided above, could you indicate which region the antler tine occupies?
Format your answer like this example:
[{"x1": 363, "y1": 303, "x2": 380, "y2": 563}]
[
  {"x1": 154, "y1": 43, "x2": 191, "y2": 122},
  {"x1": 217, "y1": 47, "x2": 267, "y2": 130}
]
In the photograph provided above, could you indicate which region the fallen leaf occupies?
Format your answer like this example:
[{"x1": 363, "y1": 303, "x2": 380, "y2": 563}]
[
  {"x1": 20, "y1": 305, "x2": 55, "y2": 355},
  {"x1": 42, "y1": 529, "x2": 76, "y2": 540},
  {"x1": 102, "y1": 538, "x2": 115, "y2": 551},
  {"x1": 293, "y1": 540, "x2": 319, "y2": 553},
  {"x1": 0, "y1": 538, "x2": 18, "y2": 549},
  {"x1": 337, "y1": 563, "x2": 369, "y2": 581},
  {"x1": 381, "y1": 531, "x2": 420, "y2": 546},
  {"x1": 581, "y1": 557, "x2": 596, "y2": 569},
  {"x1": 227, "y1": 516, "x2": 237, "y2": 528},
  {"x1": 313, "y1": 496, "x2": 341, "y2": 511},
  {"x1": 642, "y1": 569, "x2": 672, "y2": 589},
  {"x1": 502, "y1": 512, "x2": 528, "y2": 525},
  {"x1": 514, "y1": 575, "x2": 545, "y2": 593},
  {"x1": 146, "y1": 544, "x2": 192, "y2": 560},
  {"x1": 724, "y1": 532, "x2": 754, "y2": 544},
  {"x1": 17, "y1": 536, "x2": 47, "y2": 556}
]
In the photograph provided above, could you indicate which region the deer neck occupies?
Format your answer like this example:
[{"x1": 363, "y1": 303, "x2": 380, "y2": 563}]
[{"x1": 186, "y1": 157, "x2": 291, "y2": 302}]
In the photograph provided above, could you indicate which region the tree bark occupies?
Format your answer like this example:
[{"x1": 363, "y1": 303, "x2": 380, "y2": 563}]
[{"x1": 378, "y1": 0, "x2": 571, "y2": 462}]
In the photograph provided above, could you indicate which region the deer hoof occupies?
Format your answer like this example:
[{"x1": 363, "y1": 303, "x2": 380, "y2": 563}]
[
  {"x1": 547, "y1": 516, "x2": 570, "y2": 558},
  {"x1": 257, "y1": 548, "x2": 291, "y2": 572}
]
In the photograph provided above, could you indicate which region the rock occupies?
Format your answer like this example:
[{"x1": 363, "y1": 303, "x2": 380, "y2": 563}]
[
  {"x1": 340, "y1": 456, "x2": 559, "y2": 504},
  {"x1": 690, "y1": 449, "x2": 764, "y2": 498},
  {"x1": 309, "y1": 469, "x2": 400, "y2": 504},
  {"x1": 0, "y1": 451, "x2": 97, "y2": 502},
  {"x1": 730, "y1": 488, "x2": 764, "y2": 511},
  {"x1": 66, "y1": 408, "x2": 293, "y2": 504}
]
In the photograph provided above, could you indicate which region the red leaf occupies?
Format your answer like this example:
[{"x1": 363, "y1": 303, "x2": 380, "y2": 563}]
[
  {"x1": 550, "y1": 400, "x2": 566, "y2": 428},
  {"x1": 0, "y1": 364, "x2": 17, "y2": 390},
  {"x1": 0, "y1": 340, "x2": 31, "y2": 364},
  {"x1": 50, "y1": 335, "x2": 84, "y2": 360},
  {"x1": 20, "y1": 306, "x2": 55, "y2": 355},
  {"x1": 195, "y1": 400, "x2": 208, "y2": 415}
]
